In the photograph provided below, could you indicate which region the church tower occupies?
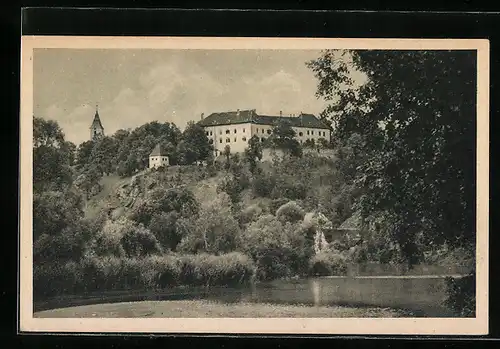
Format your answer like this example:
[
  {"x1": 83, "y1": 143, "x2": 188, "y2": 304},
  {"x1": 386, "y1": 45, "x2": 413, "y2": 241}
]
[{"x1": 90, "y1": 104, "x2": 104, "y2": 141}]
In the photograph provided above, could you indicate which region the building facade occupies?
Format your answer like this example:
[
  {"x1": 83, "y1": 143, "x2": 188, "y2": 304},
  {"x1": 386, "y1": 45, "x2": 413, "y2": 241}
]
[
  {"x1": 149, "y1": 143, "x2": 169, "y2": 169},
  {"x1": 198, "y1": 109, "x2": 332, "y2": 156},
  {"x1": 90, "y1": 105, "x2": 105, "y2": 141}
]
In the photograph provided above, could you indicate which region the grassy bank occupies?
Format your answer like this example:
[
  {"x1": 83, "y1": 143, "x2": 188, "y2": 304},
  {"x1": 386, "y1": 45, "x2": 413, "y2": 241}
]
[{"x1": 34, "y1": 300, "x2": 415, "y2": 318}]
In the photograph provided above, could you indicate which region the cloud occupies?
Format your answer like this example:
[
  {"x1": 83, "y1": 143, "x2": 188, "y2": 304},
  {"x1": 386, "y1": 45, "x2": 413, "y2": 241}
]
[{"x1": 41, "y1": 54, "x2": 329, "y2": 146}]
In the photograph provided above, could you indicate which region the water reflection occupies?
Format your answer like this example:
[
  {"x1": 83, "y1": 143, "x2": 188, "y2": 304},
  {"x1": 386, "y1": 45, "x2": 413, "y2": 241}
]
[{"x1": 37, "y1": 276, "x2": 462, "y2": 317}]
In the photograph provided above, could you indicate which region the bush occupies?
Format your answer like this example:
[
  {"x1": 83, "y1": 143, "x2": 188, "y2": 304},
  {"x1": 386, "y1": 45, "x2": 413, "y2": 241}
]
[
  {"x1": 178, "y1": 252, "x2": 255, "y2": 286},
  {"x1": 176, "y1": 193, "x2": 241, "y2": 255},
  {"x1": 251, "y1": 172, "x2": 276, "y2": 198},
  {"x1": 269, "y1": 198, "x2": 290, "y2": 215},
  {"x1": 308, "y1": 251, "x2": 348, "y2": 276},
  {"x1": 242, "y1": 215, "x2": 308, "y2": 280},
  {"x1": 239, "y1": 204, "x2": 263, "y2": 226},
  {"x1": 444, "y1": 272, "x2": 475, "y2": 317},
  {"x1": 33, "y1": 261, "x2": 85, "y2": 299},
  {"x1": 271, "y1": 179, "x2": 307, "y2": 201},
  {"x1": 148, "y1": 211, "x2": 182, "y2": 251},
  {"x1": 121, "y1": 226, "x2": 163, "y2": 257},
  {"x1": 276, "y1": 201, "x2": 305, "y2": 224},
  {"x1": 33, "y1": 252, "x2": 256, "y2": 301}
]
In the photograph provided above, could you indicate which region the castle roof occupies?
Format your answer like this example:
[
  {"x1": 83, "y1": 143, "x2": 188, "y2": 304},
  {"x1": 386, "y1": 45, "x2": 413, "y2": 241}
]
[
  {"x1": 149, "y1": 143, "x2": 167, "y2": 157},
  {"x1": 198, "y1": 109, "x2": 331, "y2": 130},
  {"x1": 90, "y1": 109, "x2": 104, "y2": 130}
]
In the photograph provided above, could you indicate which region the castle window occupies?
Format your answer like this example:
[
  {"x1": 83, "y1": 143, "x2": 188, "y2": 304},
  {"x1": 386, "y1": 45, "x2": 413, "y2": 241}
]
[
  {"x1": 205, "y1": 131, "x2": 209, "y2": 136},
  {"x1": 256, "y1": 127, "x2": 259, "y2": 133},
  {"x1": 267, "y1": 129, "x2": 271, "y2": 134},
  {"x1": 307, "y1": 130, "x2": 310, "y2": 135},
  {"x1": 219, "y1": 130, "x2": 222, "y2": 135},
  {"x1": 226, "y1": 130, "x2": 230, "y2": 134},
  {"x1": 299, "y1": 132, "x2": 303, "y2": 136},
  {"x1": 234, "y1": 129, "x2": 237, "y2": 134},
  {"x1": 226, "y1": 138, "x2": 230, "y2": 143},
  {"x1": 311, "y1": 130, "x2": 314, "y2": 135},
  {"x1": 242, "y1": 137, "x2": 247, "y2": 141},
  {"x1": 234, "y1": 137, "x2": 237, "y2": 142},
  {"x1": 210, "y1": 131, "x2": 213, "y2": 136},
  {"x1": 261, "y1": 137, "x2": 265, "y2": 142},
  {"x1": 243, "y1": 128, "x2": 246, "y2": 133},
  {"x1": 261, "y1": 129, "x2": 264, "y2": 134},
  {"x1": 219, "y1": 139, "x2": 222, "y2": 143},
  {"x1": 323, "y1": 131, "x2": 326, "y2": 137},
  {"x1": 209, "y1": 139, "x2": 214, "y2": 144}
]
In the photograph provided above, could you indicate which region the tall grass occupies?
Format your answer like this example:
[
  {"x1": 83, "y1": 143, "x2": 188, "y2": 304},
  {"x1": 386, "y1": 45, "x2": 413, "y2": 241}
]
[{"x1": 33, "y1": 252, "x2": 255, "y2": 301}]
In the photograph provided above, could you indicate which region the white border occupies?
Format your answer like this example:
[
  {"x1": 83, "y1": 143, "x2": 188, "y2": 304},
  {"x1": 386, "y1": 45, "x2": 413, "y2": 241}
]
[{"x1": 19, "y1": 36, "x2": 490, "y2": 335}]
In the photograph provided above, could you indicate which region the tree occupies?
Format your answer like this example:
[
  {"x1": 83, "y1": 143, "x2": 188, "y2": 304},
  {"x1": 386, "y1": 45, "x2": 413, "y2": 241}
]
[
  {"x1": 269, "y1": 120, "x2": 302, "y2": 157},
  {"x1": 148, "y1": 211, "x2": 182, "y2": 251},
  {"x1": 177, "y1": 193, "x2": 241, "y2": 255},
  {"x1": 244, "y1": 135, "x2": 263, "y2": 174},
  {"x1": 307, "y1": 50, "x2": 476, "y2": 266},
  {"x1": 90, "y1": 136, "x2": 118, "y2": 175},
  {"x1": 223, "y1": 144, "x2": 231, "y2": 169},
  {"x1": 33, "y1": 117, "x2": 65, "y2": 148},
  {"x1": 76, "y1": 140, "x2": 95, "y2": 170},
  {"x1": 74, "y1": 164, "x2": 102, "y2": 200},
  {"x1": 33, "y1": 190, "x2": 84, "y2": 240},
  {"x1": 33, "y1": 117, "x2": 73, "y2": 192},
  {"x1": 177, "y1": 122, "x2": 212, "y2": 165}
]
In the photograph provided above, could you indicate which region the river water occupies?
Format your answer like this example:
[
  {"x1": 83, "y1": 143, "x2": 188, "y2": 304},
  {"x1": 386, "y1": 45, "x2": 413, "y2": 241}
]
[{"x1": 36, "y1": 275, "x2": 464, "y2": 317}]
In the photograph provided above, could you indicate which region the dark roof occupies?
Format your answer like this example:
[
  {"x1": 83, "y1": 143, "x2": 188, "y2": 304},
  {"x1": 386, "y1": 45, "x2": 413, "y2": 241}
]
[
  {"x1": 149, "y1": 143, "x2": 167, "y2": 157},
  {"x1": 90, "y1": 110, "x2": 104, "y2": 130},
  {"x1": 198, "y1": 109, "x2": 331, "y2": 130}
]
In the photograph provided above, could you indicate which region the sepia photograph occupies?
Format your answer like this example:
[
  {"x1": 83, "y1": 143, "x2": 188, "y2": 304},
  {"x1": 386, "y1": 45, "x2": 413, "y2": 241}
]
[{"x1": 19, "y1": 36, "x2": 489, "y2": 335}]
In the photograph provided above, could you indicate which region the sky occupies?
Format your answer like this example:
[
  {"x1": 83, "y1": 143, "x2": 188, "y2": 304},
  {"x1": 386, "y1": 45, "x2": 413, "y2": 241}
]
[{"x1": 33, "y1": 49, "x2": 355, "y2": 146}]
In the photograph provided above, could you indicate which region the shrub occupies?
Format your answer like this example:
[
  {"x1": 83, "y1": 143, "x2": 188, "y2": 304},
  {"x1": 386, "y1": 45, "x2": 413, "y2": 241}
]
[
  {"x1": 33, "y1": 261, "x2": 85, "y2": 299},
  {"x1": 33, "y1": 252, "x2": 256, "y2": 301},
  {"x1": 217, "y1": 175, "x2": 243, "y2": 205},
  {"x1": 148, "y1": 211, "x2": 182, "y2": 251},
  {"x1": 276, "y1": 201, "x2": 305, "y2": 224},
  {"x1": 239, "y1": 204, "x2": 263, "y2": 226},
  {"x1": 242, "y1": 215, "x2": 306, "y2": 280},
  {"x1": 179, "y1": 252, "x2": 255, "y2": 286},
  {"x1": 121, "y1": 226, "x2": 163, "y2": 258},
  {"x1": 271, "y1": 179, "x2": 307, "y2": 201},
  {"x1": 308, "y1": 251, "x2": 348, "y2": 276},
  {"x1": 177, "y1": 193, "x2": 241, "y2": 255},
  {"x1": 269, "y1": 198, "x2": 290, "y2": 215},
  {"x1": 251, "y1": 172, "x2": 276, "y2": 198},
  {"x1": 444, "y1": 272, "x2": 476, "y2": 317}
]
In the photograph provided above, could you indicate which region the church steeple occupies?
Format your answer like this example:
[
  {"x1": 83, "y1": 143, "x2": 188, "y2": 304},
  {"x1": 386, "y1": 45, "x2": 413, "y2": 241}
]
[{"x1": 90, "y1": 104, "x2": 105, "y2": 141}]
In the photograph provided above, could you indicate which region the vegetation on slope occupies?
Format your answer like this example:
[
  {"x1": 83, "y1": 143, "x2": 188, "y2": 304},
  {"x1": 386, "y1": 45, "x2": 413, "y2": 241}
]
[{"x1": 32, "y1": 49, "x2": 476, "y2": 316}]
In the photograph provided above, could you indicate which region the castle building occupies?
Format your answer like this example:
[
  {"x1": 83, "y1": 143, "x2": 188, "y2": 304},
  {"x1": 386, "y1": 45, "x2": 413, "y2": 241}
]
[
  {"x1": 198, "y1": 109, "x2": 332, "y2": 156},
  {"x1": 149, "y1": 143, "x2": 169, "y2": 169},
  {"x1": 90, "y1": 105, "x2": 105, "y2": 141}
]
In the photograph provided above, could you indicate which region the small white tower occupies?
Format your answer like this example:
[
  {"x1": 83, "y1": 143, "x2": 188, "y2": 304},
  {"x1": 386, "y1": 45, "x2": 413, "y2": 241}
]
[{"x1": 149, "y1": 143, "x2": 169, "y2": 169}]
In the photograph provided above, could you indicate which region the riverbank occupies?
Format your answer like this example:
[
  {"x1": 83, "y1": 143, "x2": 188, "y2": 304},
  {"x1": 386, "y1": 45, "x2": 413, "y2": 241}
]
[{"x1": 34, "y1": 300, "x2": 416, "y2": 318}]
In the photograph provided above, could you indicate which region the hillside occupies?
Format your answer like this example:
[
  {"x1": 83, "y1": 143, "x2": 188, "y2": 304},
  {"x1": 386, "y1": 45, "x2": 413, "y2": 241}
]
[{"x1": 83, "y1": 165, "x2": 227, "y2": 221}]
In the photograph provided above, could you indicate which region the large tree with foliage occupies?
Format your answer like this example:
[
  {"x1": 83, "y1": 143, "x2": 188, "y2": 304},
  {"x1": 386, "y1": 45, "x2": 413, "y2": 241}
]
[
  {"x1": 244, "y1": 135, "x2": 263, "y2": 174},
  {"x1": 269, "y1": 120, "x2": 302, "y2": 157},
  {"x1": 307, "y1": 50, "x2": 476, "y2": 266},
  {"x1": 33, "y1": 117, "x2": 75, "y2": 192},
  {"x1": 177, "y1": 121, "x2": 212, "y2": 165}
]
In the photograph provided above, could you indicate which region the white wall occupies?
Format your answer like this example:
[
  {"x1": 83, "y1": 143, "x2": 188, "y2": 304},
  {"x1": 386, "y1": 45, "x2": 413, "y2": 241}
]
[
  {"x1": 204, "y1": 122, "x2": 253, "y2": 155},
  {"x1": 149, "y1": 156, "x2": 169, "y2": 169},
  {"x1": 293, "y1": 127, "x2": 331, "y2": 145},
  {"x1": 203, "y1": 122, "x2": 331, "y2": 154}
]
